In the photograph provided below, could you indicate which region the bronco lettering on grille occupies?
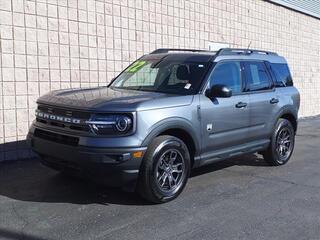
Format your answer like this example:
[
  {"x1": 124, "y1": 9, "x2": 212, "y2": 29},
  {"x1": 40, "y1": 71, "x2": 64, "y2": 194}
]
[{"x1": 36, "y1": 110, "x2": 82, "y2": 124}]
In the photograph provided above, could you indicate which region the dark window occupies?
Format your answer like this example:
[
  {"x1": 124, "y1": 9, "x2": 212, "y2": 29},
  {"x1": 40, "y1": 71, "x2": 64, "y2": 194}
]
[
  {"x1": 270, "y1": 63, "x2": 293, "y2": 87},
  {"x1": 209, "y1": 61, "x2": 242, "y2": 94},
  {"x1": 244, "y1": 62, "x2": 272, "y2": 91}
]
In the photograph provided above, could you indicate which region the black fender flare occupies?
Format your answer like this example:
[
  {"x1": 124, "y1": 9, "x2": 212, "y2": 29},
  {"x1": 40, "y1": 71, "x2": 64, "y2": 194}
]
[
  {"x1": 141, "y1": 117, "x2": 201, "y2": 156},
  {"x1": 272, "y1": 106, "x2": 298, "y2": 132}
]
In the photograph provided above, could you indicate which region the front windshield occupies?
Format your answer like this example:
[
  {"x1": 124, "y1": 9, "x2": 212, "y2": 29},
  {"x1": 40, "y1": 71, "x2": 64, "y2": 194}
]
[{"x1": 110, "y1": 58, "x2": 210, "y2": 95}]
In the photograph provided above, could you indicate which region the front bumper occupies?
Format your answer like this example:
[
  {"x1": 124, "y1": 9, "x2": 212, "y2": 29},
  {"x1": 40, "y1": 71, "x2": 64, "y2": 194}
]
[{"x1": 27, "y1": 127, "x2": 146, "y2": 189}]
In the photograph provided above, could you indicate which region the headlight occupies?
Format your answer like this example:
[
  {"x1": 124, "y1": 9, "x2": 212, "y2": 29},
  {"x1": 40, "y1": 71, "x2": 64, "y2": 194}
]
[
  {"x1": 86, "y1": 114, "x2": 133, "y2": 135},
  {"x1": 115, "y1": 116, "x2": 132, "y2": 132}
]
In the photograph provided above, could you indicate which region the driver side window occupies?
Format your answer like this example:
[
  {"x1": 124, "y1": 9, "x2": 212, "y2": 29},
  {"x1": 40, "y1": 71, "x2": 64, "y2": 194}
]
[{"x1": 209, "y1": 61, "x2": 242, "y2": 95}]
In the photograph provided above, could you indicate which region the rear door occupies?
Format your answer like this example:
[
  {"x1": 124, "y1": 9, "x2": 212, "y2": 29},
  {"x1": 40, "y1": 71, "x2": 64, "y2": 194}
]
[
  {"x1": 243, "y1": 61, "x2": 279, "y2": 142},
  {"x1": 199, "y1": 60, "x2": 250, "y2": 160}
]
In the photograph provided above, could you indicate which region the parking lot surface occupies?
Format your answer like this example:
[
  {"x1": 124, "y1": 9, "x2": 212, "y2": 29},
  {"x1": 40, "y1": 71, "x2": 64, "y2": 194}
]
[{"x1": 0, "y1": 117, "x2": 320, "y2": 240}]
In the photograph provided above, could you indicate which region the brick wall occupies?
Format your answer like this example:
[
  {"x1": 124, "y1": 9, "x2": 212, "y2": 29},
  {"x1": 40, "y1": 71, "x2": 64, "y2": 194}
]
[{"x1": 1, "y1": 0, "x2": 320, "y2": 161}]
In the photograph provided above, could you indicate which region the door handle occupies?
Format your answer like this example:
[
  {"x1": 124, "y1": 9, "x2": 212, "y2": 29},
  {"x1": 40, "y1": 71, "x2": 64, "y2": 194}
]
[
  {"x1": 235, "y1": 102, "x2": 247, "y2": 108},
  {"x1": 270, "y1": 98, "x2": 279, "y2": 104}
]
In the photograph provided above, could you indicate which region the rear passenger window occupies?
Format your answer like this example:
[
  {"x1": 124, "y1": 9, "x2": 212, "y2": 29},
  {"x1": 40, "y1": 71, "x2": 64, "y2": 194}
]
[
  {"x1": 210, "y1": 61, "x2": 242, "y2": 94},
  {"x1": 270, "y1": 63, "x2": 293, "y2": 87},
  {"x1": 244, "y1": 62, "x2": 272, "y2": 91}
]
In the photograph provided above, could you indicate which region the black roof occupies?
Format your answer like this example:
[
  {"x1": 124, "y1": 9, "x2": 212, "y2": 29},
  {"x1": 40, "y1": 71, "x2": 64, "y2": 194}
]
[
  {"x1": 142, "y1": 52, "x2": 215, "y2": 63},
  {"x1": 143, "y1": 48, "x2": 283, "y2": 64}
]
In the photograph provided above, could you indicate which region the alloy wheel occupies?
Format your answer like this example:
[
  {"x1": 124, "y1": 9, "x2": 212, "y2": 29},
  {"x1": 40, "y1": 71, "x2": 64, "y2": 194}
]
[
  {"x1": 276, "y1": 127, "x2": 293, "y2": 162},
  {"x1": 155, "y1": 149, "x2": 185, "y2": 193}
]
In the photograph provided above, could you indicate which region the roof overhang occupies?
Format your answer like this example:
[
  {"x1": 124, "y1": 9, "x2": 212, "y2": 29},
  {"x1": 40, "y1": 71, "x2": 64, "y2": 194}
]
[{"x1": 268, "y1": 0, "x2": 320, "y2": 19}]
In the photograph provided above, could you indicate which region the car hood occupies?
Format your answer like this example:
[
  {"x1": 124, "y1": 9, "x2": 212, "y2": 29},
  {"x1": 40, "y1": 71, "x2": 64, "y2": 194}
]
[{"x1": 37, "y1": 87, "x2": 194, "y2": 112}]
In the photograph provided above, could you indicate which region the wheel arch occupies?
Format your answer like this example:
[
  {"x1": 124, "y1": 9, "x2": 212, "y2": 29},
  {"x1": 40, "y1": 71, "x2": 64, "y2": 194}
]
[
  {"x1": 141, "y1": 118, "x2": 200, "y2": 167},
  {"x1": 280, "y1": 113, "x2": 298, "y2": 133},
  {"x1": 275, "y1": 106, "x2": 298, "y2": 133}
]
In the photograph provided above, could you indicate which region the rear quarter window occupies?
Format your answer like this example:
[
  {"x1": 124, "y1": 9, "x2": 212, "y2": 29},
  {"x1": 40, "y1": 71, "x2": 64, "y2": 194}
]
[{"x1": 270, "y1": 63, "x2": 293, "y2": 87}]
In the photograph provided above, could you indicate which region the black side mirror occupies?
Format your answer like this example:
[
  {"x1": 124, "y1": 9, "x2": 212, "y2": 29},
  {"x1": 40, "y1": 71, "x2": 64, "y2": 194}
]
[{"x1": 206, "y1": 84, "x2": 232, "y2": 98}]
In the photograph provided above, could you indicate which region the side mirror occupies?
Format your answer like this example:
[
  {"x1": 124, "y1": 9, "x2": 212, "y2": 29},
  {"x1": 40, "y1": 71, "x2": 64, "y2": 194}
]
[{"x1": 206, "y1": 84, "x2": 232, "y2": 98}]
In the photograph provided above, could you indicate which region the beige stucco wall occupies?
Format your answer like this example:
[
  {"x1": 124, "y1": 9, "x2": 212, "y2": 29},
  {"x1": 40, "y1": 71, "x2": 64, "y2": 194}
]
[{"x1": 0, "y1": 0, "x2": 320, "y2": 161}]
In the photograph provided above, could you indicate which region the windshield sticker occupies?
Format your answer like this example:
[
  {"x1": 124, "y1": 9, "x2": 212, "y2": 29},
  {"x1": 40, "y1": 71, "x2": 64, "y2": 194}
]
[
  {"x1": 198, "y1": 64, "x2": 204, "y2": 68},
  {"x1": 126, "y1": 61, "x2": 146, "y2": 73},
  {"x1": 184, "y1": 83, "x2": 192, "y2": 89}
]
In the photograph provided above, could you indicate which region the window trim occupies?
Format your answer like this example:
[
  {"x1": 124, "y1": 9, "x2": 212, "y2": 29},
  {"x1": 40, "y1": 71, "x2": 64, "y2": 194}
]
[{"x1": 242, "y1": 60, "x2": 275, "y2": 94}]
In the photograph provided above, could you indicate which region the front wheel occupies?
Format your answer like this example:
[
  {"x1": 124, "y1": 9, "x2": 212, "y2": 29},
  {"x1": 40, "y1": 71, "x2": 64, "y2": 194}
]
[
  {"x1": 263, "y1": 118, "x2": 295, "y2": 166},
  {"x1": 137, "y1": 135, "x2": 190, "y2": 203}
]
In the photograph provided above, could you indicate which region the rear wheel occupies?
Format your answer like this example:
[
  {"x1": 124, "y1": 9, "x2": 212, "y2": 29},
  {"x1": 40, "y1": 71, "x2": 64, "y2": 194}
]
[
  {"x1": 263, "y1": 118, "x2": 295, "y2": 166},
  {"x1": 137, "y1": 135, "x2": 190, "y2": 203}
]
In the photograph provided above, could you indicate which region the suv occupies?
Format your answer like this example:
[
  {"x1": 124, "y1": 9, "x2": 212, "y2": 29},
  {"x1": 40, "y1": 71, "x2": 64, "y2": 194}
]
[{"x1": 28, "y1": 48, "x2": 300, "y2": 203}]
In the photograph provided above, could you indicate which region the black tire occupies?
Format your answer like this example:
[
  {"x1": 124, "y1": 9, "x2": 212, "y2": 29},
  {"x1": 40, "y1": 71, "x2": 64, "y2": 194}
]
[
  {"x1": 137, "y1": 135, "x2": 191, "y2": 203},
  {"x1": 262, "y1": 118, "x2": 295, "y2": 166}
]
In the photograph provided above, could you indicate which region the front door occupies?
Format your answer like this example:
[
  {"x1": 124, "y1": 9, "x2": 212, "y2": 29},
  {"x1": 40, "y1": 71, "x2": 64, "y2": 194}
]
[{"x1": 200, "y1": 61, "x2": 250, "y2": 162}]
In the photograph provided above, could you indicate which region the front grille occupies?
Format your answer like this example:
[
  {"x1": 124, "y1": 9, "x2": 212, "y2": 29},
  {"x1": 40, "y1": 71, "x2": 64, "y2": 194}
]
[
  {"x1": 35, "y1": 118, "x2": 91, "y2": 132},
  {"x1": 35, "y1": 104, "x2": 134, "y2": 136},
  {"x1": 36, "y1": 104, "x2": 91, "y2": 132},
  {"x1": 38, "y1": 105, "x2": 91, "y2": 119},
  {"x1": 34, "y1": 129, "x2": 79, "y2": 146}
]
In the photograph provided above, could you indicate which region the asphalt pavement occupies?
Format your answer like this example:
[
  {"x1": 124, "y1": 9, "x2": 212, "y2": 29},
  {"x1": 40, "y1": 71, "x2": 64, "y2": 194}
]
[{"x1": 0, "y1": 117, "x2": 320, "y2": 240}]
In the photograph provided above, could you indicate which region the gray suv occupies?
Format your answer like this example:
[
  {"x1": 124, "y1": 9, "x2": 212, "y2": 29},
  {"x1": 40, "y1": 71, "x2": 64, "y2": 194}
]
[{"x1": 28, "y1": 48, "x2": 300, "y2": 203}]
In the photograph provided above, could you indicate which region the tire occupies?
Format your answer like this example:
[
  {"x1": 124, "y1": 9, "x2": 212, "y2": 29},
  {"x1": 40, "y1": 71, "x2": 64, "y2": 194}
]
[
  {"x1": 137, "y1": 135, "x2": 191, "y2": 203},
  {"x1": 262, "y1": 118, "x2": 295, "y2": 166}
]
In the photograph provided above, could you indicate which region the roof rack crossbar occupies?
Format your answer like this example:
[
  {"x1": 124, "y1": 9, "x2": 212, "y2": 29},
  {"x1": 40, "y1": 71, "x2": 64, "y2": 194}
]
[
  {"x1": 150, "y1": 48, "x2": 213, "y2": 54},
  {"x1": 218, "y1": 48, "x2": 278, "y2": 56}
]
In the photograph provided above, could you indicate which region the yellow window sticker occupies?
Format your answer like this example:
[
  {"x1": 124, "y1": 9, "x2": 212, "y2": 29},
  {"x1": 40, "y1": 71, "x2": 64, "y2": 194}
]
[{"x1": 126, "y1": 61, "x2": 146, "y2": 73}]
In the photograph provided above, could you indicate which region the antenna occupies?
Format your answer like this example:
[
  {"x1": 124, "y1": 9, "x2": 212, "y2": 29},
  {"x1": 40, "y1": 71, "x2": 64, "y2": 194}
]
[{"x1": 247, "y1": 41, "x2": 252, "y2": 51}]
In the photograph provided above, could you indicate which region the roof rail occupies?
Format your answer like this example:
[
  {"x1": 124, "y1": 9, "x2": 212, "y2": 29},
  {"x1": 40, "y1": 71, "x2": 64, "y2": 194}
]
[
  {"x1": 150, "y1": 48, "x2": 278, "y2": 57},
  {"x1": 218, "y1": 48, "x2": 278, "y2": 56},
  {"x1": 150, "y1": 48, "x2": 213, "y2": 54}
]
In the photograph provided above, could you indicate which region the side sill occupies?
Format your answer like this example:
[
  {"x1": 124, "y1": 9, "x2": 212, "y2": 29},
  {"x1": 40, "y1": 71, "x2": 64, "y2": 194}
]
[{"x1": 198, "y1": 139, "x2": 270, "y2": 167}]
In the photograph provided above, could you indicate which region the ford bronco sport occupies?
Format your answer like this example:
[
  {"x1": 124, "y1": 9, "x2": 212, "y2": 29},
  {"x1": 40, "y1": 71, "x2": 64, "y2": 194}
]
[{"x1": 28, "y1": 48, "x2": 300, "y2": 203}]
